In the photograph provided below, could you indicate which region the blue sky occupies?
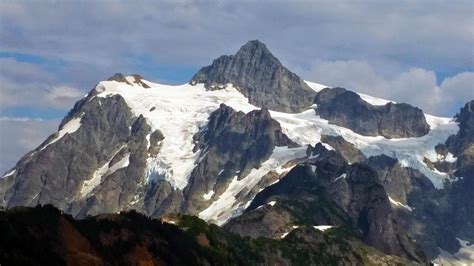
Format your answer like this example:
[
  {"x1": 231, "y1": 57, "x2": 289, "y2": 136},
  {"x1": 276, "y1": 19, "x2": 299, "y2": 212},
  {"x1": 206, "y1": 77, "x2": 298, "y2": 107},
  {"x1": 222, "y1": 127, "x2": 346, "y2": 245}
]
[{"x1": 0, "y1": 1, "x2": 473, "y2": 173}]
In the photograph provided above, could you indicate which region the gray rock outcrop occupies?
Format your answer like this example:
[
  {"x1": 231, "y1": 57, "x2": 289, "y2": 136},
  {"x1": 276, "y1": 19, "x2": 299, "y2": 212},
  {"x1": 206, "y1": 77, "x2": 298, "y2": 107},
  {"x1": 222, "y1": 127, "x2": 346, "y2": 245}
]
[
  {"x1": 1, "y1": 94, "x2": 135, "y2": 210},
  {"x1": 314, "y1": 87, "x2": 430, "y2": 138},
  {"x1": 190, "y1": 40, "x2": 317, "y2": 113},
  {"x1": 320, "y1": 135, "x2": 366, "y2": 163},
  {"x1": 441, "y1": 100, "x2": 474, "y2": 242},
  {"x1": 0, "y1": 88, "x2": 179, "y2": 218},
  {"x1": 183, "y1": 103, "x2": 297, "y2": 214},
  {"x1": 227, "y1": 143, "x2": 425, "y2": 262}
]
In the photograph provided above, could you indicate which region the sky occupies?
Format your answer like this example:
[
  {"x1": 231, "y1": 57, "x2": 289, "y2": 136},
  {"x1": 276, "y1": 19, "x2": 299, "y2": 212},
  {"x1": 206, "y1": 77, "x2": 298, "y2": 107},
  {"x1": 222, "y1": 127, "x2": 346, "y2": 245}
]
[{"x1": 0, "y1": 0, "x2": 473, "y2": 173}]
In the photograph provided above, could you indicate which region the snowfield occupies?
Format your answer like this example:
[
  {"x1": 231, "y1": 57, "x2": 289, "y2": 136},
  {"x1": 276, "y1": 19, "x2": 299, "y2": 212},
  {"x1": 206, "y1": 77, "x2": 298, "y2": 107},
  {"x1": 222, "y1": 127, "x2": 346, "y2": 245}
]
[
  {"x1": 198, "y1": 146, "x2": 307, "y2": 225},
  {"x1": 269, "y1": 109, "x2": 458, "y2": 189},
  {"x1": 90, "y1": 77, "x2": 459, "y2": 223},
  {"x1": 95, "y1": 80, "x2": 256, "y2": 190}
]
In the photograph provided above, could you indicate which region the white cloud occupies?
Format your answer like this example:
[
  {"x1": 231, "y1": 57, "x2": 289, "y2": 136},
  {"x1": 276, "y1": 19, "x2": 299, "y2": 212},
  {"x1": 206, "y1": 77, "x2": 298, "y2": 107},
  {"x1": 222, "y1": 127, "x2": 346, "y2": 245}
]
[
  {"x1": 0, "y1": 1, "x2": 472, "y2": 70},
  {"x1": 439, "y1": 72, "x2": 474, "y2": 108},
  {"x1": 0, "y1": 118, "x2": 59, "y2": 173},
  {"x1": 44, "y1": 86, "x2": 84, "y2": 109},
  {"x1": 0, "y1": 58, "x2": 84, "y2": 109}
]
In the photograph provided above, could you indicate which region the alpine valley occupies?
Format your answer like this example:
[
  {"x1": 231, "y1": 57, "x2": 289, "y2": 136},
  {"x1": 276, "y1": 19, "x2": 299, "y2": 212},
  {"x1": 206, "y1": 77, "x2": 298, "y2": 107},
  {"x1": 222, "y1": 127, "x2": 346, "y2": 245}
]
[{"x1": 1, "y1": 41, "x2": 473, "y2": 265}]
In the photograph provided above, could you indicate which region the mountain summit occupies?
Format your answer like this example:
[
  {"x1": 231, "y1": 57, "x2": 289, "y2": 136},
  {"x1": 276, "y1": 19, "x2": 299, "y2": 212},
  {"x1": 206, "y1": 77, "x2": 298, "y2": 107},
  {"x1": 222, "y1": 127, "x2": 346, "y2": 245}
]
[
  {"x1": 0, "y1": 40, "x2": 472, "y2": 264},
  {"x1": 191, "y1": 40, "x2": 317, "y2": 112}
]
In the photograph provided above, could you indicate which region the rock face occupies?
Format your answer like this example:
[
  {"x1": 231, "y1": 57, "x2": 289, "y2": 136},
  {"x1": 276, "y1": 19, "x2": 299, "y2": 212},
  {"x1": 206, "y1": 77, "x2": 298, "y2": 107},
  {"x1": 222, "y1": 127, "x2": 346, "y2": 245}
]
[
  {"x1": 183, "y1": 104, "x2": 296, "y2": 214},
  {"x1": 1, "y1": 94, "x2": 136, "y2": 211},
  {"x1": 0, "y1": 91, "x2": 296, "y2": 221},
  {"x1": 364, "y1": 154, "x2": 458, "y2": 258},
  {"x1": 0, "y1": 90, "x2": 181, "y2": 218},
  {"x1": 1, "y1": 40, "x2": 472, "y2": 264},
  {"x1": 314, "y1": 136, "x2": 464, "y2": 259},
  {"x1": 70, "y1": 114, "x2": 153, "y2": 217},
  {"x1": 366, "y1": 155, "x2": 436, "y2": 206},
  {"x1": 320, "y1": 135, "x2": 366, "y2": 163},
  {"x1": 190, "y1": 40, "x2": 317, "y2": 113},
  {"x1": 314, "y1": 87, "x2": 430, "y2": 138},
  {"x1": 442, "y1": 100, "x2": 474, "y2": 241},
  {"x1": 227, "y1": 144, "x2": 426, "y2": 262},
  {"x1": 446, "y1": 100, "x2": 474, "y2": 175}
]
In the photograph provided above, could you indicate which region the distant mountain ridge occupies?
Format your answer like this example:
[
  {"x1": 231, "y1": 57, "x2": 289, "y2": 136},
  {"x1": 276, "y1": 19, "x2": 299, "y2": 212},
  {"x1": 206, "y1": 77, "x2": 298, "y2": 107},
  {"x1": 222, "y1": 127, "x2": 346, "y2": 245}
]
[{"x1": 0, "y1": 40, "x2": 472, "y2": 264}]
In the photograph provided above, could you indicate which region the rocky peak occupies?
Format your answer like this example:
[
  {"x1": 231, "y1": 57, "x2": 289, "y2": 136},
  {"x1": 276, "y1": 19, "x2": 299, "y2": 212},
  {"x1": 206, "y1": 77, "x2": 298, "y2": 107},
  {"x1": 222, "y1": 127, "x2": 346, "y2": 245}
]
[
  {"x1": 314, "y1": 87, "x2": 430, "y2": 138},
  {"x1": 447, "y1": 100, "x2": 474, "y2": 152},
  {"x1": 130, "y1": 74, "x2": 151, "y2": 88},
  {"x1": 107, "y1": 73, "x2": 130, "y2": 84},
  {"x1": 445, "y1": 100, "x2": 474, "y2": 177},
  {"x1": 190, "y1": 40, "x2": 317, "y2": 113},
  {"x1": 183, "y1": 104, "x2": 297, "y2": 214},
  {"x1": 107, "y1": 73, "x2": 150, "y2": 88},
  {"x1": 233, "y1": 40, "x2": 281, "y2": 67}
]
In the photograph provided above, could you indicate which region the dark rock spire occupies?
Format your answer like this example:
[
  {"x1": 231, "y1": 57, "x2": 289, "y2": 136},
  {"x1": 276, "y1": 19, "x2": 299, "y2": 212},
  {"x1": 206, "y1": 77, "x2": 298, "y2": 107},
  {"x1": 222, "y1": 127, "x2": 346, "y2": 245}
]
[{"x1": 190, "y1": 40, "x2": 317, "y2": 113}]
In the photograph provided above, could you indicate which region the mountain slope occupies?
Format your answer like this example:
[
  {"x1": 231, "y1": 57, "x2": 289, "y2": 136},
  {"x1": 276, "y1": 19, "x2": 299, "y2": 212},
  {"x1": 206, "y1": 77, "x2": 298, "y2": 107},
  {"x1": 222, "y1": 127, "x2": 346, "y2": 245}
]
[
  {"x1": 314, "y1": 87, "x2": 430, "y2": 138},
  {"x1": 0, "y1": 40, "x2": 472, "y2": 263},
  {"x1": 225, "y1": 144, "x2": 426, "y2": 262},
  {"x1": 0, "y1": 205, "x2": 421, "y2": 266},
  {"x1": 191, "y1": 40, "x2": 317, "y2": 113}
]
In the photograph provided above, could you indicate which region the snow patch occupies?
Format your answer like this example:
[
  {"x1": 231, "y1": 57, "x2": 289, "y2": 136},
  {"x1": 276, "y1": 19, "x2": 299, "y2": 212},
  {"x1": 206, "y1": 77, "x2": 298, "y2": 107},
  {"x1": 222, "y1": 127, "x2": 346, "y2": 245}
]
[
  {"x1": 444, "y1": 153, "x2": 457, "y2": 163},
  {"x1": 129, "y1": 195, "x2": 140, "y2": 206},
  {"x1": 145, "y1": 133, "x2": 151, "y2": 150},
  {"x1": 304, "y1": 80, "x2": 392, "y2": 106},
  {"x1": 321, "y1": 142, "x2": 334, "y2": 151},
  {"x1": 202, "y1": 190, "x2": 215, "y2": 200},
  {"x1": 358, "y1": 93, "x2": 393, "y2": 106},
  {"x1": 304, "y1": 81, "x2": 329, "y2": 92},
  {"x1": 333, "y1": 173, "x2": 347, "y2": 183},
  {"x1": 108, "y1": 153, "x2": 130, "y2": 176},
  {"x1": 268, "y1": 201, "x2": 276, "y2": 206},
  {"x1": 389, "y1": 197, "x2": 413, "y2": 212},
  {"x1": 2, "y1": 169, "x2": 16, "y2": 178},
  {"x1": 125, "y1": 76, "x2": 136, "y2": 85},
  {"x1": 198, "y1": 146, "x2": 307, "y2": 225},
  {"x1": 80, "y1": 152, "x2": 130, "y2": 197},
  {"x1": 81, "y1": 161, "x2": 109, "y2": 197},
  {"x1": 313, "y1": 225, "x2": 334, "y2": 231},
  {"x1": 40, "y1": 116, "x2": 83, "y2": 151}
]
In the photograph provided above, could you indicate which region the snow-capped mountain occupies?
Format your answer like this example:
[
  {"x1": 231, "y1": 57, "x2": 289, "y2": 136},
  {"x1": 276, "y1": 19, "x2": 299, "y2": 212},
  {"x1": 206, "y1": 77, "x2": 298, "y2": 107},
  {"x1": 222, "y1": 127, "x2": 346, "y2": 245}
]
[{"x1": 1, "y1": 40, "x2": 472, "y2": 263}]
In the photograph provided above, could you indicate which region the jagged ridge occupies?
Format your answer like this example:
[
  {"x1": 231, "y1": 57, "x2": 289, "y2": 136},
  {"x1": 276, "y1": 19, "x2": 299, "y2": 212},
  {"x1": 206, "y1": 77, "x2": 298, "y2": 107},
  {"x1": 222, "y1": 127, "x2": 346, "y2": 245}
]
[
  {"x1": 0, "y1": 40, "x2": 472, "y2": 264},
  {"x1": 191, "y1": 40, "x2": 317, "y2": 113}
]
